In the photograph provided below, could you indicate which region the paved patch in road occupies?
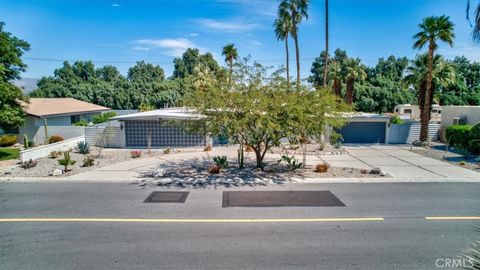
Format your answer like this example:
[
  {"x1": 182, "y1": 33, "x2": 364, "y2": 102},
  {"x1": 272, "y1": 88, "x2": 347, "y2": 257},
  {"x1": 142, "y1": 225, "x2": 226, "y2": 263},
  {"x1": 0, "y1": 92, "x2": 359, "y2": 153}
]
[
  {"x1": 222, "y1": 191, "x2": 346, "y2": 207},
  {"x1": 143, "y1": 191, "x2": 189, "y2": 203}
]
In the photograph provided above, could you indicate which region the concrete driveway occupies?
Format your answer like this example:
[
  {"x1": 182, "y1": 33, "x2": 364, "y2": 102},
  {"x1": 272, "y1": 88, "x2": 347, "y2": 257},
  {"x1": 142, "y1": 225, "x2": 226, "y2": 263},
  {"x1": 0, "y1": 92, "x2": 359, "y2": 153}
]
[{"x1": 321, "y1": 145, "x2": 480, "y2": 181}]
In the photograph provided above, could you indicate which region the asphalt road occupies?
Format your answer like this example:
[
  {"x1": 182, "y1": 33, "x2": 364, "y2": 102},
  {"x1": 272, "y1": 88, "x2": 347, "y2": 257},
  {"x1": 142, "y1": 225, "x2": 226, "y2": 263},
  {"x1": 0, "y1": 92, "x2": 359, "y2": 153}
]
[{"x1": 1, "y1": 182, "x2": 479, "y2": 270}]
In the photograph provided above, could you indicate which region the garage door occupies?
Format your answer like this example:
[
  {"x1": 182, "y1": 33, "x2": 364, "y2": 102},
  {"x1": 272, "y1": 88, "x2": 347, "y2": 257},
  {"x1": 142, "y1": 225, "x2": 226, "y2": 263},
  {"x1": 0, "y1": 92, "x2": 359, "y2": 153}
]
[{"x1": 337, "y1": 122, "x2": 386, "y2": 143}]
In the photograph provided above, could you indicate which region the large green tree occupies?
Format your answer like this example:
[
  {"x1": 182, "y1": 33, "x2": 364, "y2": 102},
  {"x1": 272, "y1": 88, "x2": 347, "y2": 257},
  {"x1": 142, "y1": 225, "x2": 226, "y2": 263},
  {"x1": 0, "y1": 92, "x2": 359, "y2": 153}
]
[
  {"x1": 278, "y1": 0, "x2": 309, "y2": 89},
  {"x1": 184, "y1": 58, "x2": 349, "y2": 168},
  {"x1": 0, "y1": 22, "x2": 29, "y2": 130},
  {"x1": 413, "y1": 15, "x2": 455, "y2": 142},
  {"x1": 221, "y1": 43, "x2": 238, "y2": 85},
  {"x1": 172, "y1": 48, "x2": 220, "y2": 79}
]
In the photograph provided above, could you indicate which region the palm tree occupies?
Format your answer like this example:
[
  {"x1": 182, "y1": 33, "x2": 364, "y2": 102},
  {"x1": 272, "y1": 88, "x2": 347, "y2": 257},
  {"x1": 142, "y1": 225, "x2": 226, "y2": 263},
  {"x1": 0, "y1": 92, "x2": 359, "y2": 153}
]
[
  {"x1": 405, "y1": 54, "x2": 455, "y2": 119},
  {"x1": 327, "y1": 61, "x2": 342, "y2": 97},
  {"x1": 322, "y1": 0, "x2": 329, "y2": 87},
  {"x1": 413, "y1": 15, "x2": 454, "y2": 142},
  {"x1": 466, "y1": 0, "x2": 480, "y2": 42},
  {"x1": 274, "y1": 15, "x2": 293, "y2": 84},
  {"x1": 222, "y1": 43, "x2": 238, "y2": 85},
  {"x1": 344, "y1": 58, "x2": 366, "y2": 105},
  {"x1": 279, "y1": 0, "x2": 309, "y2": 89}
]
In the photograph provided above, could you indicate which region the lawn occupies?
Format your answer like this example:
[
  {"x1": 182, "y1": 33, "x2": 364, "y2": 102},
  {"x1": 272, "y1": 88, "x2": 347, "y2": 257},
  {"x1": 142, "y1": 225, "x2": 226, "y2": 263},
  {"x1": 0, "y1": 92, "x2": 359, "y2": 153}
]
[{"x1": 0, "y1": 148, "x2": 20, "y2": 161}]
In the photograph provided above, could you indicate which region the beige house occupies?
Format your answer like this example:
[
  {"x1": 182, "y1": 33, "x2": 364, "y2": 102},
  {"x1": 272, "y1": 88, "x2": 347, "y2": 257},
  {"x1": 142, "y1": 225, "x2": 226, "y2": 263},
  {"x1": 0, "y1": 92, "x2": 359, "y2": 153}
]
[
  {"x1": 394, "y1": 104, "x2": 442, "y2": 122},
  {"x1": 19, "y1": 98, "x2": 110, "y2": 144},
  {"x1": 439, "y1": 106, "x2": 480, "y2": 141}
]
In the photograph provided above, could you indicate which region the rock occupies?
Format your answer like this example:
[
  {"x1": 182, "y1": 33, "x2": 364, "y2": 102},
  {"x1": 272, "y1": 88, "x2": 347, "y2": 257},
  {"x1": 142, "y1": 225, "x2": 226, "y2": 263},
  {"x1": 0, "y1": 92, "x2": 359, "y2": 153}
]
[
  {"x1": 254, "y1": 179, "x2": 267, "y2": 186},
  {"x1": 4, "y1": 168, "x2": 12, "y2": 175},
  {"x1": 138, "y1": 181, "x2": 147, "y2": 186},
  {"x1": 51, "y1": 169, "x2": 63, "y2": 176},
  {"x1": 412, "y1": 140, "x2": 426, "y2": 147},
  {"x1": 153, "y1": 168, "x2": 167, "y2": 177},
  {"x1": 157, "y1": 178, "x2": 173, "y2": 185},
  {"x1": 380, "y1": 171, "x2": 387, "y2": 176},
  {"x1": 370, "y1": 167, "x2": 382, "y2": 175}
]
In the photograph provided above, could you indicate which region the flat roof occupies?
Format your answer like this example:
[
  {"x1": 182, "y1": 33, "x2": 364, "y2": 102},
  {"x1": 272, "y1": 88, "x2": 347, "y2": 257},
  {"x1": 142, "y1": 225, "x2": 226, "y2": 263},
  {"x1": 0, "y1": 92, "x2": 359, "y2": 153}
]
[{"x1": 111, "y1": 107, "x2": 203, "y2": 121}]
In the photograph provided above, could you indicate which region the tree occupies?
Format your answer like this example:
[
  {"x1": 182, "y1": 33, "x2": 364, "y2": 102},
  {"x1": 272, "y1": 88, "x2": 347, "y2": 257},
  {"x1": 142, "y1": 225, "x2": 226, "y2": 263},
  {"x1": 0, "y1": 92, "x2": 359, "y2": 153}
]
[
  {"x1": 344, "y1": 58, "x2": 367, "y2": 105},
  {"x1": 323, "y1": 0, "x2": 329, "y2": 87},
  {"x1": 327, "y1": 61, "x2": 342, "y2": 96},
  {"x1": 467, "y1": 0, "x2": 480, "y2": 42},
  {"x1": 184, "y1": 58, "x2": 350, "y2": 168},
  {"x1": 279, "y1": 0, "x2": 309, "y2": 89},
  {"x1": 0, "y1": 22, "x2": 29, "y2": 130},
  {"x1": 221, "y1": 43, "x2": 238, "y2": 85},
  {"x1": 274, "y1": 14, "x2": 292, "y2": 84},
  {"x1": 173, "y1": 48, "x2": 220, "y2": 79},
  {"x1": 413, "y1": 15, "x2": 455, "y2": 141},
  {"x1": 309, "y1": 48, "x2": 348, "y2": 87}
]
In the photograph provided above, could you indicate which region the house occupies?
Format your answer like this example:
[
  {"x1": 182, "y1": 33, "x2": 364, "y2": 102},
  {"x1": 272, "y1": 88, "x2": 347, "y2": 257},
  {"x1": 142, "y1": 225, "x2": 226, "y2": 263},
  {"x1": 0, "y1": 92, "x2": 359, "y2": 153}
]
[
  {"x1": 394, "y1": 104, "x2": 442, "y2": 122},
  {"x1": 19, "y1": 98, "x2": 110, "y2": 144},
  {"x1": 90, "y1": 108, "x2": 207, "y2": 148},
  {"x1": 336, "y1": 113, "x2": 391, "y2": 144},
  {"x1": 439, "y1": 106, "x2": 480, "y2": 141}
]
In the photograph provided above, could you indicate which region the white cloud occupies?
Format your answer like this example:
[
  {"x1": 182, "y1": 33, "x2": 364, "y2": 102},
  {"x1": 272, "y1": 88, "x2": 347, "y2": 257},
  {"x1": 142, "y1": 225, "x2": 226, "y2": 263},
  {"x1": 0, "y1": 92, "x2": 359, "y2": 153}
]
[
  {"x1": 132, "y1": 38, "x2": 196, "y2": 57},
  {"x1": 132, "y1": 46, "x2": 150, "y2": 51},
  {"x1": 111, "y1": 3, "x2": 120, "y2": 7},
  {"x1": 197, "y1": 18, "x2": 258, "y2": 33},
  {"x1": 439, "y1": 43, "x2": 480, "y2": 61},
  {"x1": 189, "y1": 32, "x2": 199, "y2": 37}
]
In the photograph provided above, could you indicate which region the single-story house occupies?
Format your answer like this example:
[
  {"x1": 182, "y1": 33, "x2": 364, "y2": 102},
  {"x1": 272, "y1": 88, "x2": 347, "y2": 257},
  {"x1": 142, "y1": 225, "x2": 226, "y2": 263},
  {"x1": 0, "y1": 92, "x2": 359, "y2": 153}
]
[
  {"x1": 439, "y1": 105, "x2": 480, "y2": 141},
  {"x1": 19, "y1": 98, "x2": 110, "y2": 144},
  {"x1": 394, "y1": 104, "x2": 442, "y2": 122},
  {"x1": 106, "y1": 108, "x2": 207, "y2": 148}
]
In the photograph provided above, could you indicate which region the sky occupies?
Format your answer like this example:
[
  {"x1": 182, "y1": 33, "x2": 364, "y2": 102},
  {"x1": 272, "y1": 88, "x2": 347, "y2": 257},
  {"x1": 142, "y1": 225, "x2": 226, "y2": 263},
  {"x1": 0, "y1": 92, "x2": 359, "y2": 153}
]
[{"x1": 1, "y1": 0, "x2": 479, "y2": 79}]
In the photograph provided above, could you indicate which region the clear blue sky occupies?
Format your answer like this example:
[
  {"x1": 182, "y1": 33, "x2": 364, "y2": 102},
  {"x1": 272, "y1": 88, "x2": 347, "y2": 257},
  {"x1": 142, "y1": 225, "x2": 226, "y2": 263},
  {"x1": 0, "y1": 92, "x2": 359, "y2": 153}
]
[{"x1": 1, "y1": 0, "x2": 478, "y2": 79}]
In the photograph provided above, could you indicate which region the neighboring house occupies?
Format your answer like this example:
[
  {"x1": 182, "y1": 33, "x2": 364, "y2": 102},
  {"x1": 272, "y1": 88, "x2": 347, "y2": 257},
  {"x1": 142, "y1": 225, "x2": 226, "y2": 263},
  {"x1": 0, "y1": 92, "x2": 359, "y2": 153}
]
[
  {"x1": 394, "y1": 104, "x2": 442, "y2": 122},
  {"x1": 85, "y1": 108, "x2": 207, "y2": 148},
  {"x1": 19, "y1": 98, "x2": 110, "y2": 144},
  {"x1": 439, "y1": 106, "x2": 480, "y2": 142}
]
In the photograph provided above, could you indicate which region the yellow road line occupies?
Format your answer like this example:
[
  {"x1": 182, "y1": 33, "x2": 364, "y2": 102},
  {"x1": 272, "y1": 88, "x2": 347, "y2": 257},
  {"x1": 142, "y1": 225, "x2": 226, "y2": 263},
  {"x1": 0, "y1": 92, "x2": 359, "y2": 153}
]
[
  {"x1": 425, "y1": 216, "x2": 480, "y2": 221},
  {"x1": 0, "y1": 217, "x2": 384, "y2": 223}
]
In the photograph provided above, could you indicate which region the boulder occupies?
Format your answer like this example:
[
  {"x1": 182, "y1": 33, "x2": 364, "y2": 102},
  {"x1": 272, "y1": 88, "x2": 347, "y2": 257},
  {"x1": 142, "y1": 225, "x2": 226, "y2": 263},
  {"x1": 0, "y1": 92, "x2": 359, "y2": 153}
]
[
  {"x1": 370, "y1": 167, "x2": 382, "y2": 175},
  {"x1": 157, "y1": 178, "x2": 173, "y2": 185},
  {"x1": 51, "y1": 169, "x2": 63, "y2": 176}
]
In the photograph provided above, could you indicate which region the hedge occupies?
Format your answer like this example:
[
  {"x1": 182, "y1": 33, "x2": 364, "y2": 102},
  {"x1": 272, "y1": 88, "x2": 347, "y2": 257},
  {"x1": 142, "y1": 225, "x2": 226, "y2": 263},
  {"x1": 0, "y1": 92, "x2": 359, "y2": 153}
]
[
  {"x1": 446, "y1": 125, "x2": 472, "y2": 148},
  {"x1": 0, "y1": 135, "x2": 18, "y2": 147}
]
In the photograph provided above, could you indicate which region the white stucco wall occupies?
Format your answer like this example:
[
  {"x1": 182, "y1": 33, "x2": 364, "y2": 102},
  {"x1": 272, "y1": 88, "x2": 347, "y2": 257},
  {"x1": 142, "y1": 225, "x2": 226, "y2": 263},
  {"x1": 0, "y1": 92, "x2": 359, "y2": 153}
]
[
  {"x1": 439, "y1": 106, "x2": 480, "y2": 141},
  {"x1": 20, "y1": 136, "x2": 85, "y2": 161}
]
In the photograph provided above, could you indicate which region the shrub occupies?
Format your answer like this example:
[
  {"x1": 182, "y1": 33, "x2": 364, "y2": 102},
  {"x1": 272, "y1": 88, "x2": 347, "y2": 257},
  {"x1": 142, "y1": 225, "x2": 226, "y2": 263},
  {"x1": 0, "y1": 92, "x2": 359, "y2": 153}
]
[
  {"x1": 73, "y1": 120, "x2": 89, "y2": 126},
  {"x1": 58, "y1": 151, "x2": 76, "y2": 171},
  {"x1": 299, "y1": 135, "x2": 310, "y2": 144},
  {"x1": 459, "y1": 161, "x2": 466, "y2": 166},
  {"x1": 48, "y1": 151, "x2": 61, "y2": 159},
  {"x1": 468, "y1": 139, "x2": 480, "y2": 155},
  {"x1": 75, "y1": 141, "x2": 90, "y2": 154},
  {"x1": 445, "y1": 125, "x2": 472, "y2": 149},
  {"x1": 314, "y1": 163, "x2": 330, "y2": 173},
  {"x1": 82, "y1": 156, "x2": 95, "y2": 167},
  {"x1": 208, "y1": 165, "x2": 220, "y2": 174},
  {"x1": 21, "y1": 159, "x2": 37, "y2": 169},
  {"x1": 131, "y1": 150, "x2": 142, "y2": 158},
  {"x1": 390, "y1": 115, "x2": 404, "y2": 124},
  {"x1": 0, "y1": 135, "x2": 17, "y2": 147},
  {"x1": 93, "y1": 112, "x2": 117, "y2": 124},
  {"x1": 203, "y1": 145, "x2": 212, "y2": 152},
  {"x1": 213, "y1": 156, "x2": 229, "y2": 168},
  {"x1": 470, "y1": 121, "x2": 480, "y2": 139},
  {"x1": 48, "y1": 135, "x2": 64, "y2": 144},
  {"x1": 163, "y1": 147, "x2": 171, "y2": 154},
  {"x1": 329, "y1": 132, "x2": 342, "y2": 146},
  {"x1": 280, "y1": 155, "x2": 303, "y2": 171},
  {"x1": 245, "y1": 145, "x2": 254, "y2": 152}
]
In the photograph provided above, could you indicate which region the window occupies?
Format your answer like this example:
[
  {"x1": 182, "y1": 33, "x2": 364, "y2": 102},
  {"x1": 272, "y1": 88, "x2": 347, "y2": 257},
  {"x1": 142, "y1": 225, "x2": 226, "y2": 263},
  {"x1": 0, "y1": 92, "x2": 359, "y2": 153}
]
[
  {"x1": 438, "y1": 110, "x2": 441, "y2": 114},
  {"x1": 70, "y1": 115, "x2": 80, "y2": 124},
  {"x1": 404, "y1": 109, "x2": 412, "y2": 114}
]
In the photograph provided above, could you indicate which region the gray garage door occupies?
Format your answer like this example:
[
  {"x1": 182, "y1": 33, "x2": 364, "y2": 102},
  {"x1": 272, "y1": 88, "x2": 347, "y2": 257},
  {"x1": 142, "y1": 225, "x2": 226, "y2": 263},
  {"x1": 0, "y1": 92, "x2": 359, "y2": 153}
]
[
  {"x1": 125, "y1": 120, "x2": 205, "y2": 148},
  {"x1": 338, "y1": 122, "x2": 386, "y2": 143}
]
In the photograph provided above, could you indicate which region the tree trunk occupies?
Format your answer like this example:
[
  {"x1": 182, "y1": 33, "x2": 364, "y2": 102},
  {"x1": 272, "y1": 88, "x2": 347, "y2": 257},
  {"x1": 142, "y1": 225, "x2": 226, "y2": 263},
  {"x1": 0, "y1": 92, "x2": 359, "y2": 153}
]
[
  {"x1": 229, "y1": 59, "x2": 233, "y2": 86},
  {"x1": 294, "y1": 34, "x2": 301, "y2": 90},
  {"x1": 322, "y1": 0, "x2": 329, "y2": 87},
  {"x1": 346, "y1": 77, "x2": 354, "y2": 104},
  {"x1": 254, "y1": 149, "x2": 264, "y2": 169},
  {"x1": 420, "y1": 45, "x2": 435, "y2": 142},
  {"x1": 334, "y1": 78, "x2": 341, "y2": 96},
  {"x1": 285, "y1": 36, "x2": 290, "y2": 85}
]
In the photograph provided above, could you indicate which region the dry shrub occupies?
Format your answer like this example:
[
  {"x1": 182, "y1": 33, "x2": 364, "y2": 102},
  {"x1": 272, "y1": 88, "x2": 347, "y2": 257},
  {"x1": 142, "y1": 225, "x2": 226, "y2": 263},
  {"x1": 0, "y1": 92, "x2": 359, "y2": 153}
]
[
  {"x1": 208, "y1": 165, "x2": 220, "y2": 174},
  {"x1": 314, "y1": 163, "x2": 330, "y2": 173},
  {"x1": 204, "y1": 145, "x2": 212, "y2": 152},
  {"x1": 245, "y1": 145, "x2": 254, "y2": 152},
  {"x1": 299, "y1": 135, "x2": 311, "y2": 144}
]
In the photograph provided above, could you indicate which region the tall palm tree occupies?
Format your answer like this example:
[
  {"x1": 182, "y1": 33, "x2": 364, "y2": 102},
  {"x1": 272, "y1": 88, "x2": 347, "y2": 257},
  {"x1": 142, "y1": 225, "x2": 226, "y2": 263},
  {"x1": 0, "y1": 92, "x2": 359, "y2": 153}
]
[
  {"x1": 405, "y1": 54, "x2": 455, "y2": 118},
  {"x1": 327, "y1": 61, "x2": 342, "y2": 97},
  {"x1": 344, "y1": 58, "x2": 366, "y2": 105},
  {"x1": 413, "y1": 15, "x2": 454, "y2": 142},
  {"x1": 274, "y1": 14, "x2": 293, "y2": 84},
  {"x1": 466, "y1": 0, "x2": 480, "y2": 42},
  {"x1": 222, "y1": 43, "x2": 238, "y2": 85},
  {"x1": 279, "y1": 0, "x2": 309, "y2": 89},
  {"x1": 322, "y1": 0, "x2": 329, "y2": 87}
]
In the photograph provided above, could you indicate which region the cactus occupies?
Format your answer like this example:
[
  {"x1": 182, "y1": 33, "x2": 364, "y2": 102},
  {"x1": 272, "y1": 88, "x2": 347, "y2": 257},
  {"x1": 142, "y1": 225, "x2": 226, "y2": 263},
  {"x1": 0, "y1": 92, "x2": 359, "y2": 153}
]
[
  {"x1": 23, "y1": 134, "x2": 29, "y2": 149},
  {"x1": 237, "y1": 144, "x2": 244, "y2": 168}
]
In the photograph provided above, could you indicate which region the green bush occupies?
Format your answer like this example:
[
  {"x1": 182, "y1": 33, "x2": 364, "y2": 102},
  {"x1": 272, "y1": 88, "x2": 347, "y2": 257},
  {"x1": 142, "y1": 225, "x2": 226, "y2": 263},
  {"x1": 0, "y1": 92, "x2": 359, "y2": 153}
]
[
  {"x1": 445, "y1": 125, "x2": 472, "y2": 148},
  {"x1": 73, "y1": 120, "x2": 89, "y2": 126},
  {"x1": 390, "y1": 115, "x2": 404, "y2": 124},
  {"x1": 280, "y1": 155, "x2": 303, "y2": 171},
  {"x1": 0, "y1": 135, "x2": 17, "y2": 147},
  {"x1": 213, "y1": 156, "x2": 229, "y2": 168},
  {"x1": 48, "y1": 135, "x2": 64, "y2": 144},
  {"x1": 470, "y1": 122, "x2": 480, "y2": 139},
  {"x1": 93, "y1": 112, "x2": 117, "y2": 124},
  {"x1": 469, "y1": 139, "x2": 480, "y2": 155}
]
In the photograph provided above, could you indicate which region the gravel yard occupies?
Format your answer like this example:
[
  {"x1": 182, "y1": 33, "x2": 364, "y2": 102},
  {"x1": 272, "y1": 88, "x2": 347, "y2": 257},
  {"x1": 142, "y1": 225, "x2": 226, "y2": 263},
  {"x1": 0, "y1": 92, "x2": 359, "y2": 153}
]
[{"x1": 409, "y1": 143, "x2": 480, "y2": 172}]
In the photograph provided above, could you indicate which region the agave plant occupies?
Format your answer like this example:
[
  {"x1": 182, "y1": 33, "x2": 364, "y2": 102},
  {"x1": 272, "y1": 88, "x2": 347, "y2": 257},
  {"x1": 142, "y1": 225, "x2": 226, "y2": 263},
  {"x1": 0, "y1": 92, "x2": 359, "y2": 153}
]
[
  {"x1": 213, "y1": 156, "x2": 229, "y2": 169},
  {"x1": 75, "y1": 141, "x2": 90, "y2": 154}
]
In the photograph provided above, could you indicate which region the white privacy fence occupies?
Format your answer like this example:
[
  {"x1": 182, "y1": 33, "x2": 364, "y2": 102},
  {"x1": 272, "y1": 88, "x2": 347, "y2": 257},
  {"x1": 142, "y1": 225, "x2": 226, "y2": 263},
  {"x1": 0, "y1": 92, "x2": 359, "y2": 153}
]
[
  {"x1": 388, "y1": 122, "x2": 440, "y2": 144},
  {"x1": 20, "y1": 136, "x2": 85, "y2": 161},
  {"x1": 85, "y1": 121, "x2": 124, "y2": 148}
]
